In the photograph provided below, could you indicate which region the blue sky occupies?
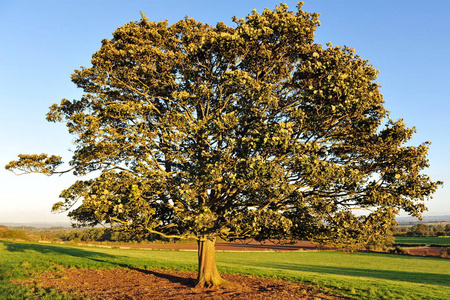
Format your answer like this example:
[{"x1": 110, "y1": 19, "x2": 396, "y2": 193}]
[{"x1": 1, "y1": 0, "x2": 449, "y2": 224}]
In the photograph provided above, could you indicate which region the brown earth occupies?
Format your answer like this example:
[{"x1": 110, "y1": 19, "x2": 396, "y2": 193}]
[
  {"x1": 22, "y1": 267, "x2": 350, "y2": 300},
  {"x1": 91, "y1": 240, "x2": 328, "y2": 252},
  {"x1": 403, "y1": 247, "x2": 448, "y2": 257}
]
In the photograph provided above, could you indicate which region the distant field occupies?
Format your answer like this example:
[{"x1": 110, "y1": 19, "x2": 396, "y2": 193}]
[
  {"x1": 395, "y1": 235, "x2": 450, "y2": 246},
  {"x1": 1, "y1": 239, "x2": 449, "y2": 299}
]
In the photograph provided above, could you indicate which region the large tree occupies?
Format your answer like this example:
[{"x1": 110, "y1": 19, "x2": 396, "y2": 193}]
[{"x1": 6, "y1": 3, "x2": 441, "y2": 287}]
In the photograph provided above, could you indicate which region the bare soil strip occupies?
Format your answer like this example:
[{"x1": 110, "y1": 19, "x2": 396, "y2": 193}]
[{"x1": 95, "y1": 240, "x2": 327, "y2": 252}]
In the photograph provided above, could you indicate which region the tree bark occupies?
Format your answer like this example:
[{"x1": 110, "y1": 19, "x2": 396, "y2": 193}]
[{"x1": 196, "y1": 236, "x2": 228, "y2": 288}]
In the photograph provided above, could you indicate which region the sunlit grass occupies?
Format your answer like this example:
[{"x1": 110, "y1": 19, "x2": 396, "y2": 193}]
[{"x1": 395, "y1": 235, "x2": 450, "y2": 246}]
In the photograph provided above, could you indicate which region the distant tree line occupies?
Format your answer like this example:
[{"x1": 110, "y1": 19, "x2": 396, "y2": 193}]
[
  {"x1": 57, "y1": 228, "x2": 165, "y2": 243},
  {"x1": 395, "y1": 223, "x2": 450, "y2": 237},
  {"x1": 0, "y1": 225, "x2": 165, "y2": 243}
]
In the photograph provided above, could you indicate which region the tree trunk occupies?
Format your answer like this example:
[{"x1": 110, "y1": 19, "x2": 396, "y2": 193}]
[{"x1": 196, "y1": 236, "x2": 228, "y2": 288}]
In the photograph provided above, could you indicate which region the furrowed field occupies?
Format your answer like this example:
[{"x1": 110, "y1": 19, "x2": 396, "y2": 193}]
[{"x1": 1, "y1": 239, "x2": 449, "y2": 299}]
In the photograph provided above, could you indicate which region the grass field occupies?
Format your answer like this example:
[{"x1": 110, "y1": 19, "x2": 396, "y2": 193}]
[
  {"x1": 1, "y1": 240, "x2": 449, "y2": 299},
  {"x1": 394, "y1": 235, "x2": 450, "y2": 246}
]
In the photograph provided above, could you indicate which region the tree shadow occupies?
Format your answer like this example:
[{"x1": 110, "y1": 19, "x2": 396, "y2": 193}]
[
  {"x1": 269, "y1": 262, "x2": 450, "y2": 287},
  {"x1": 215, "y1": 242, "x2": 319, "y2": 251},
  {"x1": 129, "y1": 267, "x2": 197, "y2": 287},
  {"x1": 76, "y1": 257, "x2": 198, "y2": 287},
  {"x1": 0, "y1": 240, "x2": 115, "y2": 259}
]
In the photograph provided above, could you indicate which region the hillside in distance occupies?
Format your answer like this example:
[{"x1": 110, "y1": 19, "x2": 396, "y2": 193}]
[{"x1": 396, "y1": 215, "x2": 450, "y2": 225}]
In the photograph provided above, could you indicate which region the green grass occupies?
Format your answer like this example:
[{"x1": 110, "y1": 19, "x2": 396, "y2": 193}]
[
  {"x1": 395, "y1": 235, "x2": 450, "y2": 246},
  {"x1": 1, "y1": 240, "x2": 449, "y2": 300}
]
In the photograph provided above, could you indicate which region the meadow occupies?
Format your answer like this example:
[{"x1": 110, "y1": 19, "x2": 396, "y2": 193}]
[
  {"x1": 1, "y1": 239, "x2": 449, "y2": 299},
  {"x1": 394, "y1": 235, "x2": 450, "y2": 246}
]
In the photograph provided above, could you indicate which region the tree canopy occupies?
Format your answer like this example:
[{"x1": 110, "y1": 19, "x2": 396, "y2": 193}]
[{"x1": 6, "y1": 3, "x2": 441, "y2": 287}]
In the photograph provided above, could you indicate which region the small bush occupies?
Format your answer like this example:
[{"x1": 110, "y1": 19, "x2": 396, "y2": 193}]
[
  {"x1": 429, "y1": 244, "x2": 450, "y2": 248},
  {"x1": 389, "y1": 246, "x2": 408, "y2": 255}
]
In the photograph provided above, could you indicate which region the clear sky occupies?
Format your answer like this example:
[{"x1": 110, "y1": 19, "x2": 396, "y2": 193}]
[{"x1": 1, "y1": 0, "x2": 449, "y2": 224}]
